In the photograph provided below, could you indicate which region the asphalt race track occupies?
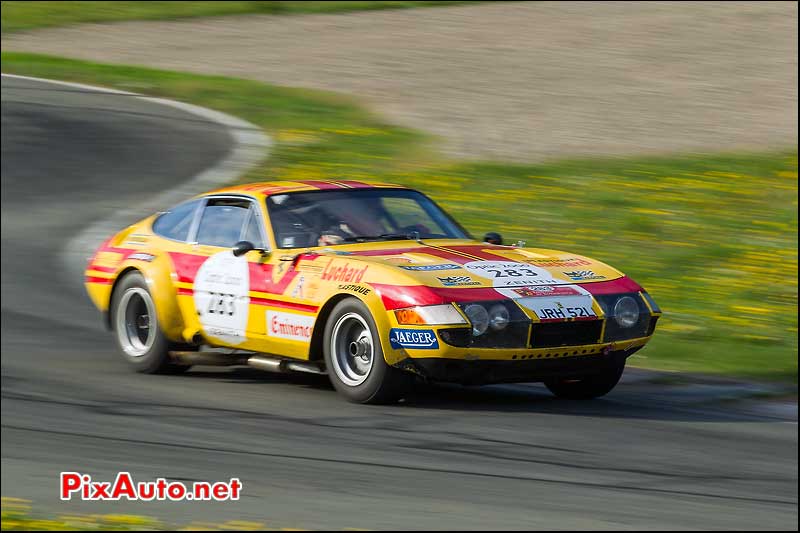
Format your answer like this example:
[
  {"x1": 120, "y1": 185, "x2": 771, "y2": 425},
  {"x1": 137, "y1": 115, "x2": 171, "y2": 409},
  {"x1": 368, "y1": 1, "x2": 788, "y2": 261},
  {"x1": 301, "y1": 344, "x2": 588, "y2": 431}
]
[{"x1": 1, "y1": 76, "x2": 797, "y2": 530}]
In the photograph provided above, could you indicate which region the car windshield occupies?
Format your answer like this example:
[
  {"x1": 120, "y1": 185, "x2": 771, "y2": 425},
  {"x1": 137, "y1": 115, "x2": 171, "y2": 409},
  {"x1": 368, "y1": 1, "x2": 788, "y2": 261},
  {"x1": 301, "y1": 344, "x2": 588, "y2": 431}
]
[{"x1": 266, "y1": 188, "x2": 470, "y2": 249}]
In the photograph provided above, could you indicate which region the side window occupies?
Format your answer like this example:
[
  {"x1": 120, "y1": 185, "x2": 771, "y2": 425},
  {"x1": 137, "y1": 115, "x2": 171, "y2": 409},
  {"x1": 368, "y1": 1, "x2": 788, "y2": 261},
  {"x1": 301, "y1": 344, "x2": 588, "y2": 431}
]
[
  {"x1": 243, "y1": 207, "x2": 266, "y2": 248},
  {"x1": 196, "y1": 199, "x2": 250, "y2": 248},
  {"x1": 152, "y1": 199, "x2": 201, "y2": 242}
]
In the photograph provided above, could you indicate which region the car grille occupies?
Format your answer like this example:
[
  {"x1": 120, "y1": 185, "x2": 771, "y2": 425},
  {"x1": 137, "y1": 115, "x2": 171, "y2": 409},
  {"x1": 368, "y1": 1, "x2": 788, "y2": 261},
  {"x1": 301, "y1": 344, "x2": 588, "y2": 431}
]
[
  {"x1": 439, "y1": 323, "x2": 530, "y2": 348},
  {"x1": 530, "y1": 320, "x2": 603, "y2": 348}
]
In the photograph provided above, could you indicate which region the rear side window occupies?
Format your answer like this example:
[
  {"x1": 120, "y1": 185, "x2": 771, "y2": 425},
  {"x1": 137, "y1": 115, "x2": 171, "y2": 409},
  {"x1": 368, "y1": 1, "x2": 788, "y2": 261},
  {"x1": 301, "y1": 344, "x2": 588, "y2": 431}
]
[
  {"x1": 152, "y1": 199, "x2": 201, "y2": 242},
  {"x1": 196, "y1": 198, "x2": 251, "y2": 248},
  {"x1": 243, "y1": 207, "x2": 266, "y2": 249}
]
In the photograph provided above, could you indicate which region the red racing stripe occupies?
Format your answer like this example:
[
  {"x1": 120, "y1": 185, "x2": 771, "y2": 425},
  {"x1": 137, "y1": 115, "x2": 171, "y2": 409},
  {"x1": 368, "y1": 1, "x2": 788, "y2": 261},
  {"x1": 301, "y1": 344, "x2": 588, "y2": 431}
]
[
  {"x1": 249, "y1": 297, "x2": 318, "y2": 312},
  {"x1": 372, "y1": 276, "x2": 644, "y2": 310},
  {"x1": 579, "y1": 276, "x2": 643, "y2": 294},
  {"x1": 169, "y1": 252, "x2": 208, "y2": 284},
  {"x1": 88, "y1": 265, "x2": 118, "y2": 274},
  {"x1": 441, "y1": 245, "x2": 511, "y2": 261},
  {"x1": 346, "y1": 246, "x2": 473, "y2": 264},
  {"x1": 333, "y1": 180, "x2": 373, "y2": 189},
  {"x1": 178, "y1": 287, "x2": 316, "y2": 312},
  {"x1": 371, "y1": 283, "x2": 504, "y2": 310},
  {"x1": 295, "y1": 180, "x2": 344, "y2": 190},
  {"x1": 85, "y1": 276, "x2": 113, "y2": 285}
]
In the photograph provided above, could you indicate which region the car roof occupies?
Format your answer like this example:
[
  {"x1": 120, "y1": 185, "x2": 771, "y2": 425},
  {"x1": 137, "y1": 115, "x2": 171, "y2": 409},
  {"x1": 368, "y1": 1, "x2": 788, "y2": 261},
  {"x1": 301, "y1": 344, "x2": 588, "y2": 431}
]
[{"x1": 206, "y1": 179, "x2": 408, "y2": 198}]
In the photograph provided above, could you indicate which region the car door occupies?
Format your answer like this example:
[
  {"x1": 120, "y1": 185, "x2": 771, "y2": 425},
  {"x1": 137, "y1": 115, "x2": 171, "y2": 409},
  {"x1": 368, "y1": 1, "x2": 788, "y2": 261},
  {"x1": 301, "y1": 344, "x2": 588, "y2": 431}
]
[{"x1": 190, "y1": 196, "x2": 263, "y2": 348}]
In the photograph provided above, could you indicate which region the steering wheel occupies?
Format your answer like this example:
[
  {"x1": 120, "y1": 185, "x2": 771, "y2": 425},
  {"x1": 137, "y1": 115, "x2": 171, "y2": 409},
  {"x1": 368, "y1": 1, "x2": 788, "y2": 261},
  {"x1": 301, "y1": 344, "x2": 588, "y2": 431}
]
[{"x1": 399, "y1": 223, "x2": 431, "y2": 237}]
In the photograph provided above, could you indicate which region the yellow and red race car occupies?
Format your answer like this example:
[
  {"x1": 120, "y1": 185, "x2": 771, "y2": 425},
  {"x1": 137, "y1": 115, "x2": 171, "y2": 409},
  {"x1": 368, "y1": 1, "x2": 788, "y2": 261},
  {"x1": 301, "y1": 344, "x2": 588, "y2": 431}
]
[{"x1": 85, "y1": 180, "x2": 661, "y2": 403}]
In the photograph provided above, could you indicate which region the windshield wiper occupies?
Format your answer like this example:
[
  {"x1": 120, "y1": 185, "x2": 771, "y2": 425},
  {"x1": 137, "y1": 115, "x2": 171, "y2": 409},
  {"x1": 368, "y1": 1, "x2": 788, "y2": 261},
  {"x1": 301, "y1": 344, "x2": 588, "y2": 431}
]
[{"x1": 342, "y1": 233, "x2": 412, "y2": 243}]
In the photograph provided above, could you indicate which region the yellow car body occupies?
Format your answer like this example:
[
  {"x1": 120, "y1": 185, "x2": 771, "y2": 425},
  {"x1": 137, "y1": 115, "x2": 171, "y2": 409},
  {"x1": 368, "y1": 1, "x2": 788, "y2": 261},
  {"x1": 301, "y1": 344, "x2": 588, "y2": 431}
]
[{"x1": 85, "y1": 180, "x2": 660, "y2": 401}]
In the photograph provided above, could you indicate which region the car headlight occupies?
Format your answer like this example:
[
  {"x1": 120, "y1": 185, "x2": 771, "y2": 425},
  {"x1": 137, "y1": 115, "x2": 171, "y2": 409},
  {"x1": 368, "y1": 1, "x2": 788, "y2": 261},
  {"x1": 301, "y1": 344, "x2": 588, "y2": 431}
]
[
  {"x1": 488, "y1": 303, "x2": 510, "y2": 331},
  {"x1": 613, "y1": 296, "x2": 639, "y2": 328},
  {"x1": 463, "y1": 304, "x2": 490, "y2": 336},
  {"x1": 394, "y1": 304, "x2": 467, "y2": 326}
]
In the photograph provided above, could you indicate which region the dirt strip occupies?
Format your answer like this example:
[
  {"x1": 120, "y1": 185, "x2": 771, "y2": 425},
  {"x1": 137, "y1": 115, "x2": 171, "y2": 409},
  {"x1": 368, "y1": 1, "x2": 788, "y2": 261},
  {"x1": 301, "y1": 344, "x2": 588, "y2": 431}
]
[{"x1": 3, "y1": 1, "x2": 797, "y2": 161}]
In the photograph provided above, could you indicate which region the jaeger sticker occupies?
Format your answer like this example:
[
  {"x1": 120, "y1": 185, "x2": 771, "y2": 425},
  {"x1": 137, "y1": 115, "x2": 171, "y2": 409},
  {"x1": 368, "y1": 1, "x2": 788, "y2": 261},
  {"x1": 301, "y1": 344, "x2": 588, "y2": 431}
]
[
  {"x1": 193, "y1": 251, "x2": 251, "y2": 344},
  {"x1": 389, "y1": 328, "x2": 439, "y2": 350}
]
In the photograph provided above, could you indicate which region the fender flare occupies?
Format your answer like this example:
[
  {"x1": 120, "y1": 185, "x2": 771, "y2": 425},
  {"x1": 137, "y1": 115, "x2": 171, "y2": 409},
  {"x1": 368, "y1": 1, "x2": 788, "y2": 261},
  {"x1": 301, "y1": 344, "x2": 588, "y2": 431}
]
[
  {"x1": 307, "y1": 288, "x2": 400, "y2": 365},
  {"x1": 109, "y1": 253, "x2": 185, "y2": 342}
]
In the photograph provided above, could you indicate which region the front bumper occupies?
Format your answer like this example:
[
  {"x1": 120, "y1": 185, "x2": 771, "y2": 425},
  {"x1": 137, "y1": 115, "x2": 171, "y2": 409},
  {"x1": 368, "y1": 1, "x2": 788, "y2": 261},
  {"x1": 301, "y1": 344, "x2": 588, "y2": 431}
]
[{"x1": 396, "y1": 347, "x2": 640, "y2": 385}]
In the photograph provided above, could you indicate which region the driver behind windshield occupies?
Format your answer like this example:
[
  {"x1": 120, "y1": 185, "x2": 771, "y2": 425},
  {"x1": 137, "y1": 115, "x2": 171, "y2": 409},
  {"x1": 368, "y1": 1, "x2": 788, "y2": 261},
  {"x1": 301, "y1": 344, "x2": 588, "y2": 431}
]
[
  {"x1": 316, "y1": 198, "x2": 387, "y2": 246},
  {"x1": 269, "y1": 193, "x2": 388, "y2": 248}
]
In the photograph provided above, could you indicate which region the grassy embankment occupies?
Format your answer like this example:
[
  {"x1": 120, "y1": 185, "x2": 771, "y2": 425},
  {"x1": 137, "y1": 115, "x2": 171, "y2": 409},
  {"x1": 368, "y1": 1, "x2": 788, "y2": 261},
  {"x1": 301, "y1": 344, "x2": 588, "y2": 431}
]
[
  {"x1": 2, "y1": 52, "x2": 797, "y2": 382},
  {"x1": 0, "y1": 496, "x2": 271, "y2": 530},
  {"x1": 0, "y1": 1, "x2": 478, "y2": 33}
]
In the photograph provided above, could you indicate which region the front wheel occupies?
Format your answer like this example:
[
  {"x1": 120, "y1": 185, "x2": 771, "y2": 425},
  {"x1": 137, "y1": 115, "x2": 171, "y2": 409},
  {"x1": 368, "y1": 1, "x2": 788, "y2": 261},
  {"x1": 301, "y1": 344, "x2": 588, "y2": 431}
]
[
  {"x1": 323, "y1": 298, "x2": 410, "y2": 404},
  {"x1": 544, "y1": 360, "x2": 625, "y2": 399},
  {"x1": 111, "y1": 272, "x2": 189, "y2": 374}
]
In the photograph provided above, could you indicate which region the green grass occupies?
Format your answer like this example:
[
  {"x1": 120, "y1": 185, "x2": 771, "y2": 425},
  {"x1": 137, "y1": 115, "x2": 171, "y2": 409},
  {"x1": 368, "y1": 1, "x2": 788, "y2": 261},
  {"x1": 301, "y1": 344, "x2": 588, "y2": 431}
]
[
  {"x1": 0, "y1": 497, "x2": 269, "y2": 530},
  {"x1": 1, "y1": 1, "x2": 479, "y2": 33},
  {"x1": 2, "y1": 52, "x2": 797, "y2": 382}
]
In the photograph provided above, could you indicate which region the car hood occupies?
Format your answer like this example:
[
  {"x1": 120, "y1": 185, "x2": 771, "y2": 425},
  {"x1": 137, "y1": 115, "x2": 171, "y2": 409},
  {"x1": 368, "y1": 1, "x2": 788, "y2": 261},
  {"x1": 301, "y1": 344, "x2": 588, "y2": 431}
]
[{"x1": 308, "y1": 239, "x2": 626, "y2": 289}]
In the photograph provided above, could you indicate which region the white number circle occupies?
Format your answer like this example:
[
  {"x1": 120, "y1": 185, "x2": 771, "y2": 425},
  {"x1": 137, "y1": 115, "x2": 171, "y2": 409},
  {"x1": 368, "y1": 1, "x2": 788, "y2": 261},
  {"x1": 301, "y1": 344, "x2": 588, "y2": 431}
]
[
  {"x1": 193, "y1": 251, "x2": 250, "y2": 344},
  {"x1": 463, "y1": 261, "x2": 561, "y2": 287}
]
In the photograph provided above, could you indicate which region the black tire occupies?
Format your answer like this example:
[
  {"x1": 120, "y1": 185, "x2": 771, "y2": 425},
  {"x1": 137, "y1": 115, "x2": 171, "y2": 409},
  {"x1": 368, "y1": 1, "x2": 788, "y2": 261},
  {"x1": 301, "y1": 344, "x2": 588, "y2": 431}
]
[
  {"x1": 544, "y1": 360, "x2": 625, "y2": 399},
  {"x1": 110, "y1": 271, "x2": 190, "y2": 374},
  {"x1": 323, "y1": 298, "x2": 411, "y2": 404}
]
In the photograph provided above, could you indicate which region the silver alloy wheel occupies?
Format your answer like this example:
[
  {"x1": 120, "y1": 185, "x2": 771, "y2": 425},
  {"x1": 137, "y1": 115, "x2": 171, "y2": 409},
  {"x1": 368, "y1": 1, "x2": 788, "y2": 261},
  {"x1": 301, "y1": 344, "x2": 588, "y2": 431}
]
[
  {"x1": 116, "y1": 287, "x2": 157, "y2": 357},
  {"x1": 330, "y1": 312, "x2": 374, "y2": 387}
]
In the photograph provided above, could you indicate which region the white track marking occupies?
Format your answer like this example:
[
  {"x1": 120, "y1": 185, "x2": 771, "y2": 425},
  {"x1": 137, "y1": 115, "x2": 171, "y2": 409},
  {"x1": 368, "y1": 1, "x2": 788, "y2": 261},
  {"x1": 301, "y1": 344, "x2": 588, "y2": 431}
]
[{"x1": 1, "y1": 73, "x2": 271, "y2": 285}]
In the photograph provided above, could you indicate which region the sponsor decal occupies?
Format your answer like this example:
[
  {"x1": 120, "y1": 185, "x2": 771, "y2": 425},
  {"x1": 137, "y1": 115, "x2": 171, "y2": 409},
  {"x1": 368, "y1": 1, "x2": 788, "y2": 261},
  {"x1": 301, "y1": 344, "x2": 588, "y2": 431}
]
[
  {"x1": 128, "y1": 252, "x2": 156, "y2": 263},
  {"x1": 399, "y1": 263, "x2": 462, "y2": 271},
  {"x1": 564, "y1": 270, "x2": 606, "y2": 281},
  {"x1": 526, "y1": 257, "x2": 592, "y2": 268},
  {"x1": 464, "y1": 261, "x2": 562, "y2": 287},
  {"x1": 267, "y1": 310, "x2": 314, "y2": 341},
  {"x1": 321, "y1": 261, "x2": 369, "y2": 282},
  {"x1": 338, "y1": 284, "x2": 371, "y2": 295},
  {"x1": 437, "y1": 275, "x2": 482, "y2": 287},
  {"x1": 511, "y1": 285, "x2": 581, "y2": 297},
  {"x1": 194, "y1": 251, "x2": 250, "y2": 344},
  {"x1": 389, "y1": 328, "x2": 440, "y2": 350},
  {"x1": 497, "y1": 283, "x2": 597, "y2": 320}
]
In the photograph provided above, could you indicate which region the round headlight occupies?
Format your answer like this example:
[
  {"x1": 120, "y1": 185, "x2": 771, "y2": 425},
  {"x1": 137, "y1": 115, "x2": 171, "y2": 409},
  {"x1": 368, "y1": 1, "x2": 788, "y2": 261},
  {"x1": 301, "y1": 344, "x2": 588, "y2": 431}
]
[
  {"x1": 464, "y1": 304, "x2": 489, "y2": 336},
  {"x1": 488, "y1": 304, "x2": 510, "y2": 331},
  {"x1": 614, "y1": 296, "x2": 639, "y2": 328}
]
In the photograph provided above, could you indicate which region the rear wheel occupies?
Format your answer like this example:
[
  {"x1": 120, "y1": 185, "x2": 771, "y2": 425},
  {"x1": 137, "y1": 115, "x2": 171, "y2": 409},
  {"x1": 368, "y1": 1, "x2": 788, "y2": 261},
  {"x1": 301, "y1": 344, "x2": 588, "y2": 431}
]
[
  {"x1": 323, "y1": 298, "x2": 410, "y2": 404},
  {"x1": 111, "y1": 272, "x2": 189, "y2": 374},
  {"x1": 544, "y1": 360, "x2": 625, "y2": 399}
]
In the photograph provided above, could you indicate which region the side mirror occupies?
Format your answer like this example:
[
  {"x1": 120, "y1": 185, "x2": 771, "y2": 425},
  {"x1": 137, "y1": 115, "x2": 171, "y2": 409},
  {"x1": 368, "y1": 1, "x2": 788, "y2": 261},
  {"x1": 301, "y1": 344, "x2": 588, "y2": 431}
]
[
  {"x1": 232, "y1": 240, "x2": 255, "y2": 257},
  {"x1": 483, "y1": 232, "x2": 503, "y2": 245}
]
